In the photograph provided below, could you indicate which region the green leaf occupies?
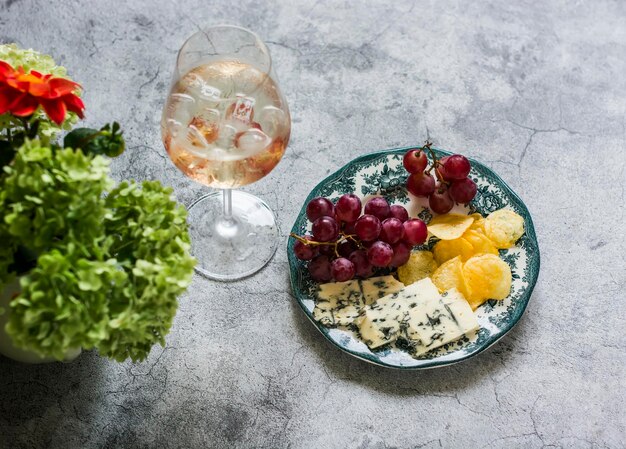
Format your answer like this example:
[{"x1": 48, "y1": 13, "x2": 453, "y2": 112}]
[
  {"x1": 0, "y1": 139, "x2": 17, "y2": 168},
  {"x1": 64, "y1": 122, "x2": 125, "y2": 158},
  {"x1": 77, "y1": 268, "x2": 103, "y2": 291}
]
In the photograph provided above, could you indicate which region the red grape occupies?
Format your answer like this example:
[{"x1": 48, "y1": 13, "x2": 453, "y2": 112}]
[
  {"x1": 436, "y1": 156, "x2": 450, "y2": 180},
  {"x1": 335, "y1": 194, "x2": 362, "y2": 223},
  {"x1": 318, "y1": 244, "x2": 335, "y2": 256},
  {"x1": 364, "y1": 197, "x2": 390, "y2": 221},
  {"x1": 389, "y1": 205, "x2": 409, "y2": 222},
  {"x1": 349, "y1": 250, "x2": 374, "y2": 278},
  {"x1": 343, "y1": 220, "x2": 356, "y2": 235},
  {"x1": 308, "y1": 255, "x2": 332, "y2": 281},
  {"x1": 407, "y1": 172, "x2": 435, "y2": 197},
  {"x1": 337, "y1": 240, "x2": 357, "y2": 258},
  {"x1": 306, "y1": 197, "x2": 334, "y2": 222},
  {"x1": 390, "y1": 242, "x2": 412, "y2": 267},
  {"x1": 449, "y1": 177, "x2": 477, "y2": 204},
  {"x1": 429, "y1": 183, "x2": 454, "y2": 214},
  {"x1": 354, "y1": 214, "x2": 382, "y2": 242},
  {"x1": 331, "y1": 257, "x2": 355, "y2": 282},
  {"x1": 379, "y1": 218, "x2": 405, "y2": 244},
  {"x1": 367, "y1": 241, "x2": 394, "y2": 267},
  {"x1": 403, "y1": 149, "x2": 428, "y2": 173},
  {"x1": 293, "y1": 236, "x2": 318, "y2": 260},
  {"x1": 403, "y1": 218, "x2": 428, "y2": 245},
  {"x1": 442, "y1": 154, "x2": 471, "y2": 180},
  {"x1": 312, "y1": 216, "x2": 339, "y2": 242}
]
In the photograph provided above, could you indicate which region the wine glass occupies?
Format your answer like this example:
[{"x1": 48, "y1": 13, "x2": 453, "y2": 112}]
[{"x1": 161, "y1": 25, "x2": 291, "y2": 280}]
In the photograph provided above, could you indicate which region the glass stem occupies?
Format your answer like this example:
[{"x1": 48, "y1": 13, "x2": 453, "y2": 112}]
[
  {"x1": 215, "y1": 189, "x2": 238, "y2": 240},
  {"x1": 223, "y1": 189, "x2": 233, "y2": 220}
]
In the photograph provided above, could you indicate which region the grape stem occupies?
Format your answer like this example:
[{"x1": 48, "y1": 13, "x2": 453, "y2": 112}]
[
  {"x1": 289, "y1": 231, "x2": 364, "y2": 255},
  {"x1": 423, "y1": 141, "x2": 449, "y2": 185},
  {"x1": 289, "y1": 233, "x2": 328, "y2": 246},
  {"x1": 342, "y1": 232, "x2": 362, "y2": 246}
]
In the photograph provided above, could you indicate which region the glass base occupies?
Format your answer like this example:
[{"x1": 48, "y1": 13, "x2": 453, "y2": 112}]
[{"x1": 187, "y1": 190, "x2": 279, "y2": 281}]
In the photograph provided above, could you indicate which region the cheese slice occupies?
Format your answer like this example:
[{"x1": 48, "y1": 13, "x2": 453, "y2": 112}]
[
  {"x1": 356, "y1": 278, "x2": 440, "y2": 349},
  {"x1": 406, "y1": 288, "x2": 479, "y2": 355},
  {"x1": 313, "y1": 275, "x2": 404, "y2": 327},
  {"x1": 360, "y1": 276, "x2": 405, "y2": 305},
  {"x1": 314, "y1": 279, "x2": 363, "y2": 326}
]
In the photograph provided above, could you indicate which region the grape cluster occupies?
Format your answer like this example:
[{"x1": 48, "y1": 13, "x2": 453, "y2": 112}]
[
  {"x1": 292, "y1": 195, "x2": 428, "y2": 282},
  {"x1": 404, "y1": 142, "x2": 477, "y2": 214}
]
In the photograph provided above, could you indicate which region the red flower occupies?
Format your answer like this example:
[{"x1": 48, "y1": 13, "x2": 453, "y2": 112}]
[{"x1": 0, "y1": 60, "x2": 85, "y2": 125}]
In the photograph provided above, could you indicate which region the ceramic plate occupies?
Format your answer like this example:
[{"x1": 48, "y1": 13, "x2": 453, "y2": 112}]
[{"x1": 288, "y1": 147, "x2": 540, "y2": 369}]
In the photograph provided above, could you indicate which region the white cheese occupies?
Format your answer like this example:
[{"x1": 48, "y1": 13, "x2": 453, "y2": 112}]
[
  {"x1": 406, "y1": 288, "x2": 479, "y2": 355},
  {"x1": 313, "y1": 275, "x2": 405, "y2": 327},
  {"x1": 360, "y1": 276, "x2": 405, "y2": 305},
  {"x1": 356, "y1": 278, "x2": 440, "y2": 349},
  {"x1": 313, "y1": 279, "x2": 363, "y2": 326}
]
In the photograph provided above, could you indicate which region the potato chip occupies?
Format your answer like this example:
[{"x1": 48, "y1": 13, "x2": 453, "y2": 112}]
[
  {"x1": 431, "y1": 256, "x2": 471, "y2": 299},
  {"x1": 433, "y1": 238, "x2": 474, "y2": 265},
  {"x1": 397, "y1": 251, "x2": 438, "y2": 286},
  {"x1": 469, "y1": 213, "x2": 486, "y2": 232},
  {"x1": 462, "y1": 254, "x2": 512, "y2": 309},
  {"x1": 427, "y1": 213, "x2": 474, "y2": 240},
  {"x1": 484, "y1": 209, "x2": 525, "y2": 249},
  {"x1": 463, "y1": 229, "x2": 498, "y2": 256}
]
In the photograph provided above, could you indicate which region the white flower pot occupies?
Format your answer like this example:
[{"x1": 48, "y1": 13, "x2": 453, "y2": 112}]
[{"x1": 0, "y1": 278, "x2": 81, "y2": 364}]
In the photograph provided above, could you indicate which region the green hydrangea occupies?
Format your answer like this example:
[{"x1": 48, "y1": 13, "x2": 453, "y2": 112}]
[
  {"x1": 0, "y1": 44, "x2": 67, "y2": 77},
  {"x1": 1, "y1": 140, "x2": 195, "y2": 361},
  {"x1": 0, "y1": 44, "x2": 67, "y2": 76},
  {"x1": 0, "y1": 44, "x2": 79, "y2": 139},
  {"x1": 98, "y1": 180, "x2": 195, "y2": 361},
  {"x1": 0, "y1": 141, "x2": 111, "y2": 254}
]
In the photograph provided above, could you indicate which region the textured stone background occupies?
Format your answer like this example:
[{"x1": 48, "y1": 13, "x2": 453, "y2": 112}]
[{"x1": 1, "y1": 0, "x2": 625, "y2": 448}]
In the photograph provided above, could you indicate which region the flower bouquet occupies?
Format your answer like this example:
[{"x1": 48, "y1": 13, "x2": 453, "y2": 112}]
[{"x1": 0, "y1": 44, "x2": 195, "y2": 363}]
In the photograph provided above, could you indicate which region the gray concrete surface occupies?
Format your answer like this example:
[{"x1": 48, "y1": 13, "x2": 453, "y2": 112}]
[{"x1": 1, "y1": 0, "x2": 625, "y2": 448}]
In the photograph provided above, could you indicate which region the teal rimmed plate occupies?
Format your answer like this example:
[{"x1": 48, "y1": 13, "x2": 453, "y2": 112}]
[{"x1": 288, "y1": 147, "x2": 540, "y2": 369}]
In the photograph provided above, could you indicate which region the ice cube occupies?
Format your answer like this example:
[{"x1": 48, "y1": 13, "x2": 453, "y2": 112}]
[
  {"x1": 182, "y1": 72, "x2": 204, "y2": 91},
  {"x1": 170, "y1": 92, "x2": 195, "y2": 104},
  {"x1": 189, "y1": 108, "x2": 220, "y2": 143},
  {"x1": 181, "y1": 70, "x2": 222, "y2": 104},
  {"x1": 196, "y1": 84, "x2": 223, "y2": 111},
  {"x1": 257, "y1": 106, "x2": 287, "y2": 139},
  {"x1": 165, "y1": 119, "x2": 184, "y2": 138},
  {"x1": 199, "y1": 84, "x2": 222, "y2": 101},
  {"x1": 235, "y1": 128, "x2": 271, "y2": 156},
  {"x1": 223, "y1": 117, "x2": 249, "y2": 134},
  {"x1": 215, "y1": 123, "x2": 239, "y2": 150},
  {"x1": 165, "y1": 93, "x2": 195, "y2": 125},
  {"x1": 227, "y1": 95, "x2": 255, "y2": 123},
  {"x1": 178, "y1": 124, "x2": 210, "y2": 157}
]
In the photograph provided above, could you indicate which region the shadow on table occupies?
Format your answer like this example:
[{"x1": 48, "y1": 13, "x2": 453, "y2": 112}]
[
  {"x1": 0, "y1": 350, "x2": 107, "y2": 435},
  {"x1": 290, "y1": 286, "x2": 537, "y2": 397}
]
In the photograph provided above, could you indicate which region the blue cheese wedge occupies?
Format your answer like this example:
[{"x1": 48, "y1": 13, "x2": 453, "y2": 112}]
[
  {"x1": 406, "y1": 288, "x2": 479, "y2": 356},
  {"x1": 359, "y1": 276, "x2": 405, "y2": 305},
  {"x1": 356, "y1": 278, "x2": 440, "y2": 349},
  {"x1": 313, "y1": 275, "x2": 404, "y2": 327}
]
